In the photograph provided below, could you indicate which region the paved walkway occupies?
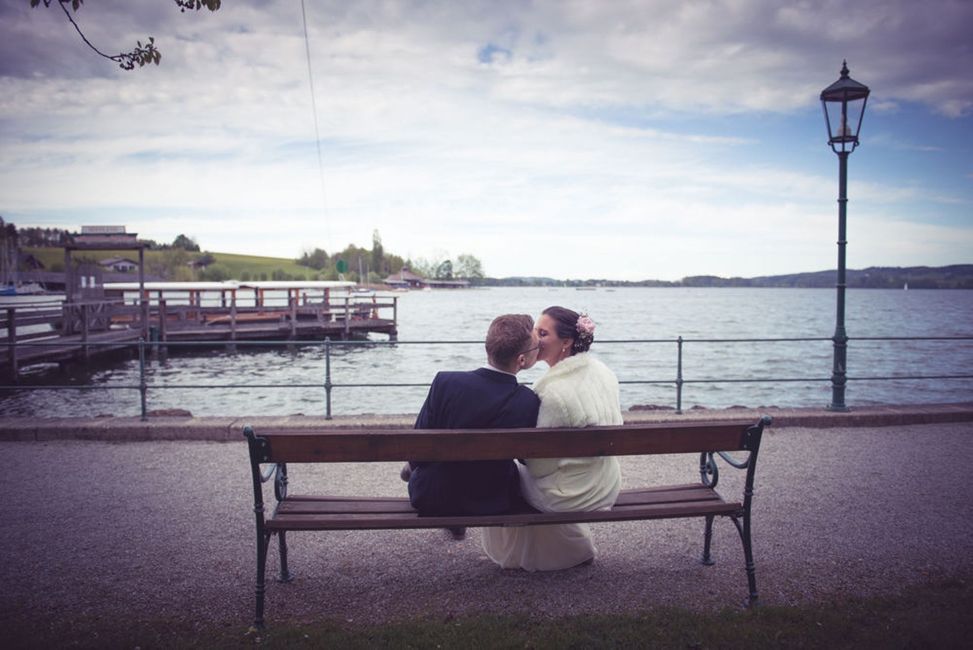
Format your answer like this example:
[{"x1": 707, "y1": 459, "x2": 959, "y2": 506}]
[{"x1": 1, "y1": 413, "x2": 972, "y2": 629}]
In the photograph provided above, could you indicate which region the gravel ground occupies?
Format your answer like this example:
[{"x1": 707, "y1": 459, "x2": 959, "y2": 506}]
[{"x1": 2, "y1": 422, "x2": 972, "y2": 629}]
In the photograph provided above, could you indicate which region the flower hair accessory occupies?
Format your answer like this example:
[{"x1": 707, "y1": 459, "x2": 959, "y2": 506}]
[
  {"x1": 574, "y1": 313, "x2": 595, "y2": 352},
  {"x1": 576, "y1": 314, "x2": 595, "y2": 336}
]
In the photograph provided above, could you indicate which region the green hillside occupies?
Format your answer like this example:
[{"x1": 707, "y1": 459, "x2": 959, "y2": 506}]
[
  {"x1": 189, "y1": 251, "x2": 332, "y2": 281},
  {"x1": 25, "y1": 247, "x2": 340, "y2": 282}
]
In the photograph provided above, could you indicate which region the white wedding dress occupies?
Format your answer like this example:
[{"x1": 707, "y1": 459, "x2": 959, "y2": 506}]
[{"x1": 481, "y1": 353, "x2": 623, "y2": 571}]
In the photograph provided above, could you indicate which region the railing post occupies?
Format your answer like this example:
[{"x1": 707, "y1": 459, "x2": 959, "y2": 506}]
[
  {"x1": 139, "y1": 337, "x2": 147, "y2": 421},
  {"x1": 139, "y1": 246, "x2": 148, "y2": 341},
  {"x1": 676, "y1": 336, "x2": 684, "y2": 414},
  {"x1": 290, "y1": 292, "x2": 298, "y2": 339},
  {"x1": 6, "y1": 307, "x2": 17, "y2": 382},
  {"x1": 324, "y1": 337, "x2": 333, "y2": 420},
  {"x1": 229, "y1": 293, "x2": 237, "y2": 353},
  {"x1": 81, "y1": 302, "x2": 90, "y2": 359},
  {"x1": 343, "y1": 298, "x2": 350, "y2": 338},
  {"x1": 158, "y1": 299, "x2": 168, "y2": 359}
]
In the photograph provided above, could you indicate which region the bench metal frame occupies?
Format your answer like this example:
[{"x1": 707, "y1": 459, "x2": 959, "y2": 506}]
[{"x1": 244, "y1": 416, "x2": 771, "y2": 629}]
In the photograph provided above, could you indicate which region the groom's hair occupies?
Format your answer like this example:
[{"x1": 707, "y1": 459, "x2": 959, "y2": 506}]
[{"x1": 486, "y1": 314, "x2": 534, "y2": 366}]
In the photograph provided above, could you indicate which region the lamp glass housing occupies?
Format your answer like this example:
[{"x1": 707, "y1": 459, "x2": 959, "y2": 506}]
[{"x1": 820, "y1": 61, "x2": 870, "y2": 154}]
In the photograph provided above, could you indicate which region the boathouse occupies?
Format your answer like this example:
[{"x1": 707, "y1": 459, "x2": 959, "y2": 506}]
[
  {"x1": 383, "y1": 266, "x2": 425, "y2": 289},
  {"x1": 383, "y1": 266, "x2": 469, "y2": 289}
]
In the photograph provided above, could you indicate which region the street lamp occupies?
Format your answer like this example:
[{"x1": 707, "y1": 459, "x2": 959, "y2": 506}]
[{"x1": 821, "y1": 60, "x2": 869, "y2": 411}]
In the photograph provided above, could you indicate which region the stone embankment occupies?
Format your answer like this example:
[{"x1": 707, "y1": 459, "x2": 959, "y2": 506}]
[{"x1": 2, "y1": 402, "x2": 972, "y2": 441}]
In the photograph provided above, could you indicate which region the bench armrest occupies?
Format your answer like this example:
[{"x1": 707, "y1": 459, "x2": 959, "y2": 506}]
[
  {"x1": 699, "y1": 415, "x2": 771, "y2": 490},
  {"x1": 244, "y1": 425, "x2": 290, "y2": 526}
]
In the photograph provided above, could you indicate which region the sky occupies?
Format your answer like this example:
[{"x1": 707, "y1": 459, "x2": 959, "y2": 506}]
[{"x1": 1, "y1": 0, "x2": 971, "y2": 282}]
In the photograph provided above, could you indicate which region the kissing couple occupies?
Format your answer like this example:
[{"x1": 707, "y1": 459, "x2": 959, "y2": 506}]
[{"x1": 402, "y1": 306, "x2": 623, "y2": 571}]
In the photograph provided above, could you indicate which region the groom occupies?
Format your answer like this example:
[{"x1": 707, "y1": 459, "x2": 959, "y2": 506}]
[{"x1": 404, "y1": 314, "x2": 540, "y2": 533}]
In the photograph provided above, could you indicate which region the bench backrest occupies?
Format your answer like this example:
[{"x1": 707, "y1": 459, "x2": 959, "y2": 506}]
[{"x1": 244, "y1": 417, "x2": 770, "y2": 464}]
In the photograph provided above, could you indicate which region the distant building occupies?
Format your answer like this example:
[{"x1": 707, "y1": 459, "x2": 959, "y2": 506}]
[
  {"x1": 99, "y1": 257, "x2": 139, "y2": 272},
  {"x1": 72, "y1": 225, "x2": 140, "y2": 248},
  {"x1": 383, "y1": 266, "x2": 471, "y2": 289},
  {"x1": 384, "y1": 267, "x2": 426, "y2": 289}
]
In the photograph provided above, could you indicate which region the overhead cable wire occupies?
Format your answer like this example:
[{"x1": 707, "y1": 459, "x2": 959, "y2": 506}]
[{"x1": 300, "y1": 0, "x2": 331, "y2": 249}]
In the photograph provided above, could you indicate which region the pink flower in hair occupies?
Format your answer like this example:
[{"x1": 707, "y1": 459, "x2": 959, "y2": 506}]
[{"x1": 576, "y1": 314, "x2": 595, "y2": 336}]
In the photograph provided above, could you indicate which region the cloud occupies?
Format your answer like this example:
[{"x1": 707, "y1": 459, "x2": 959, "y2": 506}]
[
  {"x1": 852, "y1": 215, "x2": 973, "y2": 267},
  {"x1": 0, "y1": 0, "x2": 970, "y2": 281},
  {"x1": 867, "y1": 133, "x2": 944, "y2": 153}
]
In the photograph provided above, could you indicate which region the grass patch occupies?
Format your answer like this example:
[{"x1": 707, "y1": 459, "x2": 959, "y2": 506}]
[
  {"x1": 190, "y1": 251, "x2": 318, "y2": 280},
  {"x1": 25, "y1": 247, "x2": 320, "y2": 281},
  {"x1": 7, "y1": 578, "x2": 971, "y2": 649}
]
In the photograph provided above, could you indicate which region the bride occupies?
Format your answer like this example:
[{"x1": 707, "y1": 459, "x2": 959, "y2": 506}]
[{"x1": 481, "y1": 306, "x2": 623, "y2": 571}]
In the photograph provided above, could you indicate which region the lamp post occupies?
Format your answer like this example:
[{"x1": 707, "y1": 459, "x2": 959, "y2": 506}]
[{"x1": 821, "y1": 60, "x2": 869, "y2": 411}]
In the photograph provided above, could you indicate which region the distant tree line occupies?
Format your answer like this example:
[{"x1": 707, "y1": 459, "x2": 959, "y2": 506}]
[
  {"x1": 9, "y1": 219, "x2": 964, "y2": 287},
  {"x1": 6, "y1": 220, "x2": 489, "y2": 284},
  {"x1": 295, "y1": 230, "x2": 486, "y2": 283},
  {"x1": 12, "y1": 226, "x2": 69, "y2": 247},
  {"x1": 477, "y1": 266, "x2": 973, "y2": 289},
  {"x1": 677, "y1": 266, "x2": 973, "y2": 290},
  {"x1": 296, "y1": 230, "x2": 406, "y2": 283},
  {"x1": 12, "y1": 224, "x2": 201, "y2": 252}
]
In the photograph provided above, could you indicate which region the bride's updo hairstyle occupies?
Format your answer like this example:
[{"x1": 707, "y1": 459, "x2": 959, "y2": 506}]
[{"x1": 542, "y1": 306, "x2": 595, "y2": 355}]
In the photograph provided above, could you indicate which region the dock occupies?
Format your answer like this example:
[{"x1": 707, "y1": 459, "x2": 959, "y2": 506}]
[{"x1": 1, "y1": 281, "x2": 399, "y2": 379}]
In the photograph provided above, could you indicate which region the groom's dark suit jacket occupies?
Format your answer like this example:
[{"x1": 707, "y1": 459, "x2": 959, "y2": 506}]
[{"x1": 408, "y1": 367, "x2": 540, "y2": 516}]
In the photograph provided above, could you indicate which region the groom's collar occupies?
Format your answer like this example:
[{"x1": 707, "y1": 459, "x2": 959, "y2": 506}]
[
  {"x1": 484, "y1": 362, "x2": 517, "y2": 377},
  {"x1": 476, "y1": 365, "x2": 518, "y2": 382}
]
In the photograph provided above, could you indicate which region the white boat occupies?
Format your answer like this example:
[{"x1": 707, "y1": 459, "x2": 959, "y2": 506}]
[{"x1": 0, "y1": 282, "x2": 46, "y2": 296}]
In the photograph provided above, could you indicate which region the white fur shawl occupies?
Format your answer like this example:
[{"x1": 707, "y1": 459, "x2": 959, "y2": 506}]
[{"x1": 533, "y1": 353, "x2": 623, "y2": 429}]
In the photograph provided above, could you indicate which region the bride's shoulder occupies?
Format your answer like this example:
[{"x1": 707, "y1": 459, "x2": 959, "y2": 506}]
[{"x1": 588, "y1": 354, "x2": 615, "y2": 373}]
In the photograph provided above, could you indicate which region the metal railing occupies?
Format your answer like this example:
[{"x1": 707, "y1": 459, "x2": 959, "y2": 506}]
[{"x1": 2, "y1": 335, "x2": 972, "y2": 419}]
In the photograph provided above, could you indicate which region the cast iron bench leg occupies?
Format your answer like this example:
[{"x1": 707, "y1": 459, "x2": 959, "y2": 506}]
[
  {"x1": 731, "y1": 515, "x2": 759, "y2": 606},
  {"x1": 701, "y1": 514, "x2": 716, "y2": 566},
  {"x1": 253, "y1": 531, "x2": 272, "y2": 629},
  {"x1": 277, "y1": 531, "x2": 294, "y2": 583}
]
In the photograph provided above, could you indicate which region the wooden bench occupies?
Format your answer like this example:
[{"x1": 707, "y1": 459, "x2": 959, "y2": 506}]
[{"x1": 243, "y1": 416, "x2": 771, "y2": 628}]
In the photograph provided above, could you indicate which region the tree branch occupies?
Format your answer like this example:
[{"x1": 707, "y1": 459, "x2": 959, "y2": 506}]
[
  {"x1": 53, "y1": 0, "x2": 158, "y2": 70},
  {"x1": 31, "y1": 0, "x2": 220, "y2": 70}
]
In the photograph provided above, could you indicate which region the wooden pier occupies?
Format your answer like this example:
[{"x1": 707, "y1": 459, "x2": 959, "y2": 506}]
[{"x1": 1, "y1": 281, "x2": 399, "y2": 380}]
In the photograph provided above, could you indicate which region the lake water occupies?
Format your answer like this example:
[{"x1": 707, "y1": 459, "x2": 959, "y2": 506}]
[{"x1": 2, "y1": 287, "x2": 972, "y2": 417}]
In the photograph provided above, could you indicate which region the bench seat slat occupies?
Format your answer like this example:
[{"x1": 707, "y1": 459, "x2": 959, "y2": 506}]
[
  {"x1": 279, "y1": 499, "x2": 416, "y2": 514},
  {"x1": 266, "y1": 487, "x2": 740, "y2": 531},
  {"x1": 257, "y1": 421, "x2": 751, "y2": 463},
  {"x1": 274, "y1": 484, "x2": 721, "y2": 516}
]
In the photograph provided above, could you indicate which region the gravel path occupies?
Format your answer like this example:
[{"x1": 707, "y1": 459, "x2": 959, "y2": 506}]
[{"x1": 2, "y1": 422, "x2": 972, "y2": 628}]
